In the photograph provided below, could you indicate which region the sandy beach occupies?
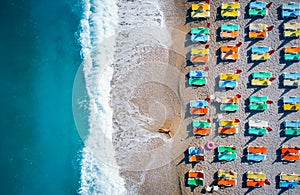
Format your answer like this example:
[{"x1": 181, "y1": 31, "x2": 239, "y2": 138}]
[{"x1": 110, "y1": 0, "x2": 300, "y2": 194}]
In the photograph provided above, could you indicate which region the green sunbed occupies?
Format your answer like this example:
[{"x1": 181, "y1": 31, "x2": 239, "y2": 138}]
[
  {"x1": 221, "y1": 104, "x2": 239, "y2": 111},
  {"x1": 249, "y1": 9, "x2": 267, "y2": 16},
  {"x1": 284, "y1": 54, "x2": 300, "y2": 61},
  {"x1": 249, "y1": 103, "x2": 269, "y2": 110},
  {"x1": 193, "y1": 121, "x2": 211, "y2": 128},
  {"x1": 252, "y1": 71, "x2": 272, "y2": 79},
  {"x1": 218, "y1": 153, "x2": 237, "y2": 161},
  {"x1": 191, "y1": 27, "x2": 210, "y2": 35},
  {"x1": 248, "y1": 127, "x2": 267, "y2": 135},
  {"x1": 249, "y1": 96, "x2": 268, "y2": 103},
  {"x1": 188, "y1": 178, "x2": 204, "y2": 186},
  {"x1": 285, "y1": 128, "x2": 300, "y2": 135},
  {"x1": 221, "y1": 24, "x2": 239, "y2": 31},
  {"x1": 218, "y1": 146, "x2": 237, "y2": 153},
  {"x1": 189, "y1": 78, "x2": 207, "y2": 86}
]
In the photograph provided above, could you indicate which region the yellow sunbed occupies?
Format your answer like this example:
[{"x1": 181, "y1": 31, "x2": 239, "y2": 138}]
[
  {"x1": 218, "y1": 170, "x2": 237, "y2": 179},
  {"x1": 191, "y1": 11, "x2": 210, "y2": 18},
  {"x1": 220, "y1": 119, "x2": 239, "y2": 127},
  {"x1": 221, "y1": 10, "x2": 239, "y2": 17},
  {"x1": 280, "y1": 173, "x2": 300, "y2": 181},
  {"x1": 191, "y1": 48, "x2": 209, "y2": 55},
  {"x1": 251, "y1": 53, "x2": 270, "y2": 61},
  {"x1": 220, "y1": 73, "x2": 239, "y2": 81},
  {"x1": 283, "y1": 103, "x2": 300, "y2": 111},
  {"x1": 284, "y1": 79, "x2": 300, "y2": 86},
  {"x1": 247, "y1": 171, "x2": 266, "y2": 180},
  {"x1": 284, "y1": 30, "x2": 300, "y2": 37},
  {"x1": 249, "y1": 23, "x2": 267, "y2": 32},
  {"x1": 192, "y1": 3, "x2": 210, "y2": 11},
  {"x1": 284, "y1": 22, "x2": 300, "y2": 30},
  {"x1": 251, "y1": 79, "x2": 271, "y2": 86},
  {"x1": 222, "y1": 3, "x2": 240, "y2": 9}
]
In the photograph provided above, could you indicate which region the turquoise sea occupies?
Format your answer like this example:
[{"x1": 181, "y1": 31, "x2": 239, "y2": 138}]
[{"x1": 0, "y1": 0, "x2": 83, "y2": 194}]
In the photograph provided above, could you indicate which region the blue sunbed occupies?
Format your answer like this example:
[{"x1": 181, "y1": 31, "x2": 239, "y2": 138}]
[
  {"x1": 284, "y1": 72, "x2": 300, "y2": 79},
  {"x1": 247, "y1": 153, "x2": 266, "y2": 161},
  {"x1": 283, "y1": 96, "x2": 300, "y2": 103},
  {"x1": 219, "y1": 80, "x2": 237, "y2": 88},
  {"x1": 280, "y1": 180, "x2": 299, "y2": 188},
  {"x1": 285, "y1": 120, "x2": 300, "y2": 127},
  {"x1": 189, "y1": 70, "x2": 208, "y2": 78},
  {"x1": 252, "y1": 46, "x2": 269, "y2": 53},
  {"x1": 191, "y1": 34, "x2": 209, "y2": 42},
  {"x1": 282, "y1": 3, "x2": 300, "y2": 10},
  {"x1": 190, "y1": 100, "x2": 209, "y2": 108},
  {"x1": 282, "y1": 10, "x2": 300, "y2": 18},
  {"x1": 189, "y1": 147, "x2": 205, "y2": 155},
  {"x1": 250, "y1": 2, "x2": 267, "y2": 9}
]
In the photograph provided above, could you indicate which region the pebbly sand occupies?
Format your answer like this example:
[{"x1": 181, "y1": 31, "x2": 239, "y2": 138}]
[{"x1": 111, "y1": 0, "x2": 300, "y2": 194}]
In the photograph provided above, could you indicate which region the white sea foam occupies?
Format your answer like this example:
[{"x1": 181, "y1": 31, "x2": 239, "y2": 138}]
[{"x1": 77, "y1": 0, "x2": 126, "y2": 194}]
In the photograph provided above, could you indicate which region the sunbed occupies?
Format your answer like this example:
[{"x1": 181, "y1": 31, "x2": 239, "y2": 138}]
[
  {"x1": 191, "y1": 35, "x2": 209, "y2": 43},
  {"x1": 285, "y1": 128, "x2": 300, "y2": 135},
  {"x1": 193, "y1": 120, "x2": 211, "y2": 128},
  {"x1": 192, "y1": 3, "x2": 210, "y2": 11},
  {"x1": 189, "y1": 78, "x2": 207, "y2": 86},
  {"x1": 221, "y1": 52, "x2": 239, "y2": 60},
  {"x1": 218, "y1": 170, "x2": 237, "y2": 179},
  {"x1": 251, "y1": 53, "x2": 270, "y2": 61},
  {"x1": 188, "y1": 178, "x2": 204, "y2": 186},
  {"x1": 284, "y1": 29, "x2": 300, "y2": 37},
  {"x1": 249, "y1": 31, "x2": 267, "y2": 39},
  {"x1": 189, "y1": 154, "x2": 205, "y2": 162},
  {"x1": 218, "y1": 145, "x2": 237, "y2": 153},
  {"x1": 248, "y1": 146, "x2": 267, "y2": 154},
  {"x1": 191, "y1": 27, "x2": 210, "y2": 35},
  {"x1": 249, "y1": 23, "x2": 267, "y2": 32},
  {"x1": 251, "y1": 79, "x2": 271, "y2": 86},
  {"x1": 284, "y1": 53, "x2": 300, "y2": 61},
  {"x1": 191, "y1": 55, "x2": 209, "y2": 63},
  {"x1": 249, "y1": 104, "x2": 269, "y2": 111},
  {"x1": 282, "y1": 147, "x2": 300, "y2": 154},
  {"x1": 219, "y1": 80, "x2": 237, "y2": 88},
  {"x1": 247, "y1": 171, "x2": 266, "y2": 180},
  {"x1": 194, "y1": 128, "x2": 211, "y2": 136},
  {"x1": 222, "y1": 97, "x2": 239, "y2": 104},
  {"x1": 190, "y1": 107, "x2": 209, "y2": 115},
  {"x1": 248, "y1": 127, "x2": 268, "y2": 135},
  {"x1": 220, "y1": 73, "x2": 239, "y2": 80},
  {"x1": 189, "y1": 147, "x2": 205, "y2": 155},
  {"x1": 283, "y1": 72, "x2": 300, "y2": 87},
  {"x1": 280, "y1": 173, "x2": 300, "y2": 181},
  {"x1": 221, "y1": 45, "x2": 239, "y2": 52},
  {"x1": 283, "y1": 96, "x2": 300, "y2": 104},
  {"x1": 285, "y1": 120, "x2": 300, "y2": 127},
  {"x1": 218, "y1": 178, "x2": 237, "y2": 186},
  {"x1": 221, "y1": 31, "x2": 239, "y2": 38},
  {"x1": 219, "y1": 119, "x2": 239, "y2": 127},
  {"x1": 253, "y1": 71, "x2": 272, "y2": 78},
  {"x1": 282, "y1": 153, "x2": 300, "y2": 161},
  {"x1": 249, "y1": 120, "x2": 268, "y2": 128},
  {"x1": 249, "y1": 2, "x2": 267, "y2": 17},
  {"x1": 283, "y1": 103, "x2": 300, "y2": 111},
  {"x1": 280, "y1": 180, "x2": 299, "y2": 188},
  {"x1": 189, "y1": 170, "x2": 205, "y2": 179},
  {"x1": 285, "y1": 46, "x2": 300, "y2": 53},
  {"x1": 218, "y1": 153, "x2": 237, "y2": 161},
  {"x1": 247, "y1": 180, "x2": 265, "y2": 187},
  {"x1": 190, "y1": 100, "x2": 209, "y2": 108},
  {"x1": 282, "y1": 3, "x2": 300, "y2": 18},
  {"x1": 189, "y1": 70, "x2": 208, "y2": 78},
  {"x1": 218, "y1": 127, "x2": 238, "y2": 135},
  {"x1": 247, "y1": 153, "x2": 266, "y2": 161},
  {"x1": 192, "y1": 11, "x2": 210, "y2": 18},
  {"x1": 221, "y1": 104, "x2": 240, "y2": 111}
]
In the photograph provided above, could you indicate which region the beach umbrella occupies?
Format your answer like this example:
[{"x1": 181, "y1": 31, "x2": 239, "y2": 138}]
[
  {"x1": 268, "y1": 50, "x2": 275, "y2": 55},
  {"x1": 236, "y1": 94, "x2": 242, "y2": 98},
  {"x1": 236, "y1": 42, "x2": 242, "y2": 47},
  {"x1": 206, "y1": 23, "x2": 211, "y2": 28},
  {"x1": 266, "y1": 2, "x2": 273, "y2": 9},
  {"x1": 229, "y1": 171, "x2": 235, "y2": 175},
  {"x1": 265, "y1": 179, "x2": 271, "y2": 185},
  {"x1": 204, "y1": 66, "x2": 210, "y2": 71},
  {"x1": 269, "y1": 77, "x2": 276, "y2": 82},
  {"x1": 205, "y1": 44, "x2": 210, "y2": 49},
  {"x1": 295, "y1": 146, "x2": 300, "y2": 150},
  {"x1": 232, "y1": 145, "x2": 236, "y2": 150},
  {"x1": 267, "y1": 127, "x2": 272, "y2": 132},
  {"x1": 205, "y1": 0, "x2": 210, "y2": 4},
  {"x1": 236, "y1": 69, "x2": 242, "y2": 74},
  {"x1": 267, "y1": 26, "x2": 274, "y2": 31},
  {"x1": 207, "y1": 118, "x2": 211, "y2": 123},
  {"x1": 267, "y1": 100, "x2": 273, "y2": 104},
  {"x1": 234, "y1": 118, "x2": 240, "y2": 123},
  {"x1": 205, "y1": 96, "x2": 211, "y2": 102}
]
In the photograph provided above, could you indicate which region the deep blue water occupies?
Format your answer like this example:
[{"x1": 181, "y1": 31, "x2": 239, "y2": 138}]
[{"x1": 0, "y1": 0, "x2": 83, "y2": 194}]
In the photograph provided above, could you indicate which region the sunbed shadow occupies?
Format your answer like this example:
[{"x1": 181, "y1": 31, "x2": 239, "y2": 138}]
[
  {"x1": 277, "y1": 37, "x2": 293, "y2": 50},
  {"x1": 278, "y1": 74, "x2": 294, "y2": 96},
  {"x1": 177, "y1": 149, "x2": 188, "y2": 166},
  {"x1": 247, "y1": 76, "x2": 262, "y2": 95},
  {"x1": 185, "y1": 8, "x2": 196, "y2": 24},
  {"x1": 211, "y1": 100, "x2": 221, "y2": 115},
  {"x1": 186, "y1": 122, "x2": 194, "y2": 139},
  {"x1": 212, "y1": 148, "x2": 220, "y2": 163},
  {"x1": 185, "y1": 172, "x2": 196, "y2": 192},
  {"x1": 214, "y1": 76, "x2": 222, "y2": 92},
  {"x1": 216, "y1": 48, "x2": 222, "y2": 65},
  {"x1": 245, "y1": 27, "x2": 260, "y2": 49},
  {"x1": 215, "y1": 7, "x2": 226, "y2": 21},
  {"x1": 212, "y1": 171, "x2": 219, "y2": 186},
  {"x1": 241, "y1": 147, "x2": 248, "y2": 163},
  {"x1": 244, "y1": 122, "x2": 258, "y2": 145},
  {"x1": 213, "y1": 117, "x2": 219, "y2": 138},
  {"x1": 272, "y1": 148, "x2": 282, "y2": 164},
  {"x1": 185, "y1": 103, "x2": 192, "y2": 119},
  {"x1": 185, "y1": 33, "x2": 194, "y2": 47},
  {"x1": 280, "y1": 130, "x2": 293, "y2": 145},
  {"x1": 278, "y1": 99, "x2": 294, "y2": 120},
  {"x1": 279, "y1": 50, "x2": 296, "y2": 71},
  {"x1": 216, "y1": 27, "x2": 223, "y2": 42}
]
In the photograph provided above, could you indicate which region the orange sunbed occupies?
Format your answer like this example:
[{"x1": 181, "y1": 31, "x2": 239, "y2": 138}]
[
  {"x1": 194, "y1": 128, "x2": 210, "y2": 135},
  {"x1": 222, "y1": 97, "x2": 239, "y2": 103},
  {"x1": 221, "y1": 53, "x2": 239, "y2": 60},
  {"x1": 221, "y1": 45, "x2": 239, "y2": 52},
  {"x1": 285, "y1": 47, "x2": 300, "y2": 53},
  {"x1": 221, "y1": 31, "x2": 239, "y2": 38},
  {"x1": 249, "y1": 31, "x2": 267, "y2": 38},
  {"x1": 282, "y1": 147, "x2": 299, "y2": 154},
  {"x1": 248, "y1": 146, "x2": 267, "y2": 154},
  {"x1": 189, "y1": 155, "x2": 205, "y2": 162},
  {"x1": 246, "y1": 180, "x2": 265, "y2": 187},
  {"x1": 218, "y1": 178, "x2": 237, "y2": 186},
  {"x1": 191, "y1": 55, "x2": 209, "y2": 62},
  {"x1": 218, "y1": 127, "x2": 237, "y2": 134},
  {"x1": 189, "y1": 171, "x2": 204, "y2": 179},
  {"x1": 190, "y1": 107, "x2": 209, "y2": 115},
  {"x1": 282, "y1": 153, "x2": 300, "y2": 161}
]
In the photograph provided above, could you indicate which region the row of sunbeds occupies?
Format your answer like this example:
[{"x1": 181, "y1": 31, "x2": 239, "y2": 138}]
[{"x1": 191, "y1": 2, "x2": 299, "y2": 18}]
